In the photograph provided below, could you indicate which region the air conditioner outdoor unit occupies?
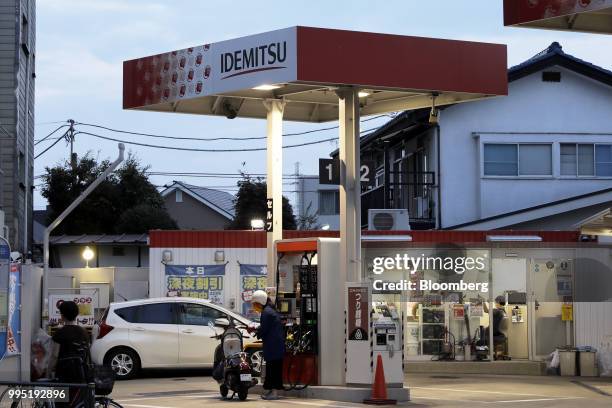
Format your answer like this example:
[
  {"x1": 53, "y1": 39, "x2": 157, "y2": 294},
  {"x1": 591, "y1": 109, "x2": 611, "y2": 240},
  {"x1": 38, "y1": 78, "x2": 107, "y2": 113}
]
[{"x1": 368, "y1": 209, "x2": 411, "y2": 231}]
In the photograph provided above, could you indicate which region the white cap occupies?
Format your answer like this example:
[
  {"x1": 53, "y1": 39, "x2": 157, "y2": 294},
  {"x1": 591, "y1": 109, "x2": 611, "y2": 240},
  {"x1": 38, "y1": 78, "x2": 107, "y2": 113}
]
[{"x1": 252, "y1": 290, "x2": 268, "y2": 306}]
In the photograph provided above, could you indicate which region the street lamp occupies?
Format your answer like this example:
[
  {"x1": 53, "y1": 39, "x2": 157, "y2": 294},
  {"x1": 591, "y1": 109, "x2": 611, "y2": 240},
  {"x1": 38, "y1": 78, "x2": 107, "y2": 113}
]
[
  {"x1": 251, "y1": 219, "x2": 264, "y2": 231},
  {"x1": 82, "y1": 246, "x2": 94, "y2": 268}
]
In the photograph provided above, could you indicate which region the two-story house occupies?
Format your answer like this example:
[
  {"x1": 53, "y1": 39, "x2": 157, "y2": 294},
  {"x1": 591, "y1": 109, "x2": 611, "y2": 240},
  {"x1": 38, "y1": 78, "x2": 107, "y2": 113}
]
[
  {"x1": 161, "y1": 181, "x2": 235, "y2": 230},
  {"x1": 325, "y1": 42, "x2": 612, "y2": 230}
]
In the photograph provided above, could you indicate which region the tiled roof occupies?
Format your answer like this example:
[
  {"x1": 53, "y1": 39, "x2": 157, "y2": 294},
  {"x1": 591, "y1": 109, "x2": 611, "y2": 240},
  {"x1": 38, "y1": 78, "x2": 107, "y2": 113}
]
[
  {"x1": 163, "y1": 181, "x2": 235, "y2": 219},
  {"x1": 508, "y1": 41, "x2": 612, "y2": 85},
  {"x1": 50, "y1": 233, "x2": 148, "y2": 245}
]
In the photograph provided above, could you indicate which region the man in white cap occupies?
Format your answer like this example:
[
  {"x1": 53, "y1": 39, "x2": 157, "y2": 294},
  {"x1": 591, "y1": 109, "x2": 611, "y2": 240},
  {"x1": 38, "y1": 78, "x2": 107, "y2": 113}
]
[{"x1": 250, "y1": 290, "x2": 285, "y2": 400}]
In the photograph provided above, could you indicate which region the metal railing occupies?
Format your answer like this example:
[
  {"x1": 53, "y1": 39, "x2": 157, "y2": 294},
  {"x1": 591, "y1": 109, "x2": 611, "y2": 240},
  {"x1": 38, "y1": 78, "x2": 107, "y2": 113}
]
[{"x1": 361, "y1": 171, "x2": 436, "y2": 227}]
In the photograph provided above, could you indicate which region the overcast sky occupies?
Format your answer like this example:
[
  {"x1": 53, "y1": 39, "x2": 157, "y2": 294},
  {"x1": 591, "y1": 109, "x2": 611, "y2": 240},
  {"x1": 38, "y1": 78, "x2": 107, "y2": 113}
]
[{"x1": 33, "y1": 0, "x2": 612, "y2": 210}]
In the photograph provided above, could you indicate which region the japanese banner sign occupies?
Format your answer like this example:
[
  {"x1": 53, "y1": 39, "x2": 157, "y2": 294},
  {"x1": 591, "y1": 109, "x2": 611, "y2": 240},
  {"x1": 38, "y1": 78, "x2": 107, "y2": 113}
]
[
  {"x1": 347, "y1": 286, "x2": 369, "y2": 341},
  {"x1": 265, "y1": 199, "x2": 273, "y2": 232},
  {"x1": 0, "y1": 237, "x2": 9, "y2": 357},
  {"x1": 5, "y1": 263, "x2": 20, "y2": 356},
  {"x1": 49, "y1": 292, "x2": 98, "y2": 327},
  {"x1": 240, "y1": 264, "x2": 267, "y2": 319},
  {"x1": 165, "y1": 264, "x2": 226, "y2": 305}
]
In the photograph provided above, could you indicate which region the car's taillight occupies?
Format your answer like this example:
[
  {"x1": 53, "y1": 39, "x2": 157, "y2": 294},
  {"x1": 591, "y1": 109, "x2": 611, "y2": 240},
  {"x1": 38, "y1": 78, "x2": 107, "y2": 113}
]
[{"x1": 97, "y1": 310, "x2": 114, "y2": 340}]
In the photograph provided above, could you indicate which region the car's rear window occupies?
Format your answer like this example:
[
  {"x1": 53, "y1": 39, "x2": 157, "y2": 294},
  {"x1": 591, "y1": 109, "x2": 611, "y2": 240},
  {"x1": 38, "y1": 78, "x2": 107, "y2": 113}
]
[{"x1": 114, "y1": 303, "x2": 175, "y2": 324}]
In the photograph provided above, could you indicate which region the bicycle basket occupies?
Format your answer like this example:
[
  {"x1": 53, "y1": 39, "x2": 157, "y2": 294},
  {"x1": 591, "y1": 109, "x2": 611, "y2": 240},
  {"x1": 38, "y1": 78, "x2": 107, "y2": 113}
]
[{"x1": 93, "y1": 365, "x2": 115, "y2": 395}]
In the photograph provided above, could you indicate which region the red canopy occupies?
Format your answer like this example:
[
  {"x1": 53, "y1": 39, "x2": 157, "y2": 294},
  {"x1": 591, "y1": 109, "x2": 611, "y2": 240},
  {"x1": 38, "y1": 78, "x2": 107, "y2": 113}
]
[{"x1": 124, "y1": 27, "x2": 507, "y2": 122}]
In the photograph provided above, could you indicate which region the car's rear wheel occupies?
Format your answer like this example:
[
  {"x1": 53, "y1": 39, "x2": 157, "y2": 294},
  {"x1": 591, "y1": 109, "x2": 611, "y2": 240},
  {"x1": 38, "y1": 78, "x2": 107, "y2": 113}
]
[
  {"x1": 104, "y1": 348, "x2": 140, "y2": 380},
  {"x1": 248, "y1": 350, "x2": 264, "y2": 376}
]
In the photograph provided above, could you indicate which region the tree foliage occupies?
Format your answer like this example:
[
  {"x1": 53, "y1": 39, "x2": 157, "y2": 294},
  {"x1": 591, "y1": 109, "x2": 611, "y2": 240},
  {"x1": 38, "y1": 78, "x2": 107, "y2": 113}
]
[
  {"x1": 41, "y1": 153, "x2": 177, "y2": 234},
  {"x1": 297, "y1": 202, "x2": 320, "y2": 230},
  {"x1": 228, "y1": 175, "x2": 297, "y2": 230}
]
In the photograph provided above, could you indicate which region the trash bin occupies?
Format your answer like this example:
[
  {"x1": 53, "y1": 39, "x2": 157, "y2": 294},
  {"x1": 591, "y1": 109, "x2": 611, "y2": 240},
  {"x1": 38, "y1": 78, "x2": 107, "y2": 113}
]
[
  {"x1": 579, "y1": 351, "x2": 598, "y2": 377},
  {"x1": 559, "y1": 350, "x2": 577, "y2": 376}
]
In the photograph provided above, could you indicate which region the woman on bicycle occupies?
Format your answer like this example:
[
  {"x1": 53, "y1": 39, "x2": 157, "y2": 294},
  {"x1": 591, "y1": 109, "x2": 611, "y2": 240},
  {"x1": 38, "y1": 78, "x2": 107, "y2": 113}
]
[
  {"x1": 250, "y1": 290, "x2": 284, "y2": 400},
  {"x1": 52, "y1": 300, "x2": 91, "y2": 406}
]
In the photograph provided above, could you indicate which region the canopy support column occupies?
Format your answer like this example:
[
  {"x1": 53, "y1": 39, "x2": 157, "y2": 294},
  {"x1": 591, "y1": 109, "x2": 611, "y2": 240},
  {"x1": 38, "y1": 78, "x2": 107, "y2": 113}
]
[
  {"x1": 264, "y1": 99, "x2": 285, "y2": 285},
  {"x1": 337, "y1": 87, "x2": 361, "y2": 282}
]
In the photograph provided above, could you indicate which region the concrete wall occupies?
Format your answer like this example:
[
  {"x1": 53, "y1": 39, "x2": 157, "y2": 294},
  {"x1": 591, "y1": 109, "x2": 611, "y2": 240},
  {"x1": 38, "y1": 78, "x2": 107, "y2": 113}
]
[
  {"x1": 164, "y1": 189, "x2": 230, "y2": 230},
  {"x1": 48, "y1": 266, "x2": 149, "y2": 307},
  {"x1": 149, "y1": 247, "x2": 265, "y2": 314},
  {"x1": 574, "y1": 247, "x2": 612, "y2": 351},
  {"x1": 439, "y1": 66, "x2": 612, "y2": 228},
  {"x1": 297, "y1": 176, "x2": 339, "y2": 230},
  {"x1": 51, "y1": 245, "x2": 148, "y2": 268}
]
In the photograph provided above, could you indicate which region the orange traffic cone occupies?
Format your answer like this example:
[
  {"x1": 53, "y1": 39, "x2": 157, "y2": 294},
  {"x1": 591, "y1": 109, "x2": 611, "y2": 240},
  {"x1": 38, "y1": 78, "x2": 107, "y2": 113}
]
[{"x1": 363, "y1": 354, "x2": 397, "y2": 405}]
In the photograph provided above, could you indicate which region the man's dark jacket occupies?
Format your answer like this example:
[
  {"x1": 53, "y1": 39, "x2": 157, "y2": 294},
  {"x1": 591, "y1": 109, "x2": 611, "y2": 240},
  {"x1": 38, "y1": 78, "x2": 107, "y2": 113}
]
[{"x1": 257, "y1": 303, "x2": 285, "y2": 361}]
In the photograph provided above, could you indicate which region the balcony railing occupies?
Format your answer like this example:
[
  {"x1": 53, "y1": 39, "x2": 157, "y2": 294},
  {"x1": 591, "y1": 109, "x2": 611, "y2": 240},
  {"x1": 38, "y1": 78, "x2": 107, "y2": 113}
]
[{"x1": 361, "y1": 171, "x2": 436, "y2": 228}]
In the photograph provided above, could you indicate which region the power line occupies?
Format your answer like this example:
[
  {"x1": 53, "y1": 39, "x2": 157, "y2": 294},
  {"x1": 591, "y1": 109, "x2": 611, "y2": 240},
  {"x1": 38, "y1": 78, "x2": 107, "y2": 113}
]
[
  {"x1": 73, "y1": 131, "x2": 339, "y2": 152},
  {"x1": 73, "y1": 114, "x2": 390, "y2": 142},
  {"x1": 34, "y1": 125, "x2": 69, "y2": 146},
  {"x1": 43, "y1": 123, "x2": 382, "y2": 153},
  {"x1": 146, "y1": 172, "x2": 303, "y2": 179},
  {"x1": 34, "y1": 131, "x2": 69, "y2": 160},
  {"x1": 36, "y1": 120, "x2": 68, "y2": 126},
  {"x1": 34, "y1": 172, "x2": 305, "y2": 180}
]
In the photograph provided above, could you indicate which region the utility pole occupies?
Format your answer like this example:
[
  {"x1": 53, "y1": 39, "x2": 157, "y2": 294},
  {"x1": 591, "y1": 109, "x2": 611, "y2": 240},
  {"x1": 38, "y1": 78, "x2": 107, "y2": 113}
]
[
  {"x1": 294, "y1": 161, "x2": 301, "y2": 219},
  {"x1": 67, "y1": 119, "x2": 76, "y2": 170}
]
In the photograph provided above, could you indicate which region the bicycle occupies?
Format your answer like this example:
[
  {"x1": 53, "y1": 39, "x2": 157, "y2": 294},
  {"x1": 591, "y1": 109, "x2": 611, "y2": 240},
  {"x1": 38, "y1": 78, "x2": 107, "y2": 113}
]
[{"x1": 90, "y1": 365, "x2": 123, "y2": 408}]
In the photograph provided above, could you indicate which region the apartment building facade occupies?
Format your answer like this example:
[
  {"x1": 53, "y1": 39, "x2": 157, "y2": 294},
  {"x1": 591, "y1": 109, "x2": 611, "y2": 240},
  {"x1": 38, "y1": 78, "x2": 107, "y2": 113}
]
[{"x1": 0, "y1": 0, "x2": 35, "y2": 254}]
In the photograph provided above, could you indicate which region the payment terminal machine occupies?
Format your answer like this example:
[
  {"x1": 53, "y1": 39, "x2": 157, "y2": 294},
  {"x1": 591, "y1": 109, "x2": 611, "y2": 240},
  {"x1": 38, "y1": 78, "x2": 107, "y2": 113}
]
[
  {"x1": 274, "y1": 238, "x2": 344, "y2": 386},
  {"x1": 345, "y1": 283, "x2": 404, "y2": 387},
  {"x1": 372, "y1": 302, "x2": 404, "y2": 386}
]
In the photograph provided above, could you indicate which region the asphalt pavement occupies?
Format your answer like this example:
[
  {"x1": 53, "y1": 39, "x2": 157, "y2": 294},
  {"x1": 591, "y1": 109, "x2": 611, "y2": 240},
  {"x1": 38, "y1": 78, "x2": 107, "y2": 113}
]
[{"x1": 110, "y1": 370, "x2": 612, "y2": 408}]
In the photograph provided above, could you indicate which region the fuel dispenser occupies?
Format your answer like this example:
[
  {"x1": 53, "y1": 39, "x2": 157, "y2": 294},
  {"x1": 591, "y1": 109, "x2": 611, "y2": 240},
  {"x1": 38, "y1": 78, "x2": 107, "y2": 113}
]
[
  {"x1": 274, "y1": 238, "x2": 345, "y2": 386},
  {"x1": 346, "y1": 283, "x2": 404, "y2": 387}
]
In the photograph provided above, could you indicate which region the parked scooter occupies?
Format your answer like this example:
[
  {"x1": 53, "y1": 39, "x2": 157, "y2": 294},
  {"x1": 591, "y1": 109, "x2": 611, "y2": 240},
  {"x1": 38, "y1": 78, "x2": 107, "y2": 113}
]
[{"x1": 209, "y1": 318, "x2": 258, "y2": 401}]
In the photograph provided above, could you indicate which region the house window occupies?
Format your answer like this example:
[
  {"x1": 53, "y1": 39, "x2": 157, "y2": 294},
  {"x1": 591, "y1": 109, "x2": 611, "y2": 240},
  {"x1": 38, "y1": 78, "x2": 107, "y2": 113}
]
[
  {"x1": 483, "y1": 144, "x2": 517, "y2": 176},
  {"x1": 318, "y1": 190, "x2": 339, "y2": 215},
  {"x1": 175, "y1": 189, "x2": 183, "y2": 202},
  {"x1": 519, "y1": 144, "x2": 552, "y2": 175},
  {"x1": 595, "y1": 145, "x2": 612, "y2": 176},
  {"x1": 484, "y1": 144, "x2": 552, "y2": 176},
  {"x1": 560, "y1": 144, "x2": 594, "y2": 176},
  {"x1": 561, "y1": 144, "x2": 612, "y2": 177}
]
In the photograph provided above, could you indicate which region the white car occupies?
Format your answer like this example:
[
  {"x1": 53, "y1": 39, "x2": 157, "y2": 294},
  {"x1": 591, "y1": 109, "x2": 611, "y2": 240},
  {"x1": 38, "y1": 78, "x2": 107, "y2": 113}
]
[{"x1": 91, "y1": 297, "x2": 260, "y2": 380}]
